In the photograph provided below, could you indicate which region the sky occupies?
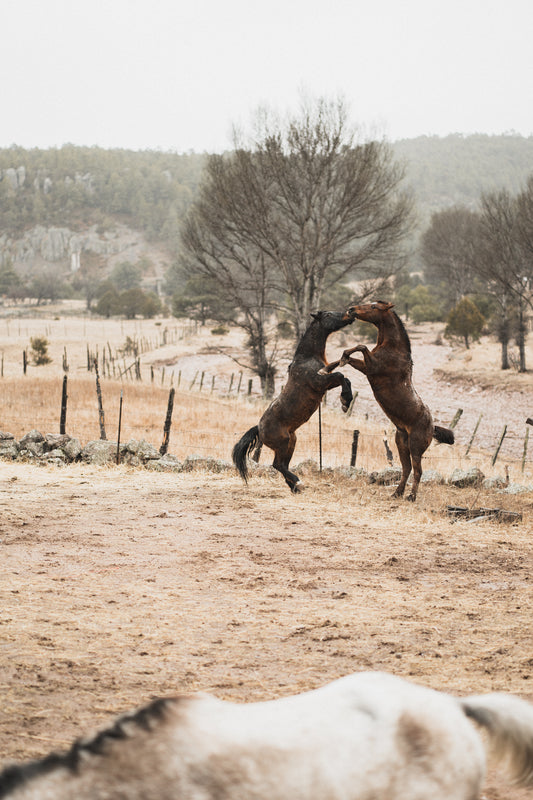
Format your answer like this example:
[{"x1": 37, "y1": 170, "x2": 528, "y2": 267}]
[{"x1": 2, "y1": 0, "x2": 533, "y2": 153}]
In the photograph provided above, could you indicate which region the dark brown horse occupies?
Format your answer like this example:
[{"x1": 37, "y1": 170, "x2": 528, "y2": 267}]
[
  {"x1": 232, "y1": 309, "x2": 355, "y2": 492},
  {"x1": 322, "y1": 300, "x2": 454, "y2": 501}
]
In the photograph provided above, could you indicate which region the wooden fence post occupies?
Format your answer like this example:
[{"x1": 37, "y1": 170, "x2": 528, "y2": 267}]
[
  {"x1": 522, "y1": 427, "x2": 529, "y2": 473},
  {"x1": 491, "y1": 425, "x2": 507, "y2": 466},
  {"x1": 60, "y1": 375, "x2": 68, "y2": 434},
  {"x1": 318, "y1": 403, "x2": 322, "y2": 472},
  {"x1": 450, "y1": 408, "x2": 463, "y2": 429},
  {"x1": 160, "y1": 388, "x2": 175, "y2": 455},
  {"x1": 94, "y1": 358, "x2": 107, "y2": 440},
  {"x1": 465, "y1": 413, "x2": 483, "y2": 456},
  {"x1": 350, "y1": 430, "x2": 360, "y2": 468},
  {"x1": 116, "y1": 390, "x2": 123, "y2": 464}
]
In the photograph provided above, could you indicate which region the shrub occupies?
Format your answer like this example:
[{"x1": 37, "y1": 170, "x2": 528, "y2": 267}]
[{"x1": 29, "y1": 336, "x2": 52, "y2": 365}]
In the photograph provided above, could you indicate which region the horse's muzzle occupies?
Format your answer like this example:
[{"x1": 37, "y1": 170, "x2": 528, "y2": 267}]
[{"x1": 347, "y1": 306, "x2": 359, "y2": 321}]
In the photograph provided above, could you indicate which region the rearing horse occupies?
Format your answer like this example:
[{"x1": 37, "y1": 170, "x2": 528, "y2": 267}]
[
  {"x1": 232, "y1": 309, "x2": 355, "y2": 492},
  {"x1": 322, "y1": 301, "x2": 454, "y2": 501}
]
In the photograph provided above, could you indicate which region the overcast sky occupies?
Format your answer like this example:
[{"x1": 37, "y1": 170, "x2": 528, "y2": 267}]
[{"x1": 3, "y1": 0, "x2": 532, "y2": 153}]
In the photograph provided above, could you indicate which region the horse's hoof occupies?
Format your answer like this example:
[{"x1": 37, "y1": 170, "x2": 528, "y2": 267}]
[
  {"x1": 291, "y1": 481, "x2": 303, "y2": 494},
  {"x1": 406, "y1": 494, "x2": 416, "y2": 502}
]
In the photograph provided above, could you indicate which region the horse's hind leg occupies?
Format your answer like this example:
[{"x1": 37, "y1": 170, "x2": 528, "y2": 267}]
[
  {"x1": 405, "y1": 428, "x2": 432, "y2": 502},
  {"x1": 393, "y1": 428, "x2": 411, "y2": 498},
  {"x1": 272, "y1": 432, "x2": 301, "y2": 493}
]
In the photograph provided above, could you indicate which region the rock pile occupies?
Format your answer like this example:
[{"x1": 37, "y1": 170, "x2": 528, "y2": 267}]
[
  {"x1": 0, "y1": 429, "x2": 531, "y2": 493},
  {"x1": 0, "y1": 430, "x2": 230, "y2": 473}
]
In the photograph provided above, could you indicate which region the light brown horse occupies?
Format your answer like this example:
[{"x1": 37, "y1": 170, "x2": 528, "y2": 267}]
[{"x1": 322, "y1": 300, "x2": 454, "y2": 501}]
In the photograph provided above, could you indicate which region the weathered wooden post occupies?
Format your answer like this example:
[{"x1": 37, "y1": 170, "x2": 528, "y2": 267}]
[
  {"x1": 383, "y1": 436, "x2": 393, "y2": 465},
  {"x1": 318, "y1": 403, "x2": 323, "y2": 472},
  {"x1": 94, "y1": 358, "x2": 107, "y2": 440},
  {"x1": 346, "y1": 391, "x2": 358, "y2": 416},
  {"x1": 465, "y1": 413, "x2": 483, "y2": 456},
  {"x1": 522, "y1": 427, "x2": 530, "y2": 473},
  {"x1": 60, "y1": 375, "x2": 68, "y2": 435},
  {"x1": 350, "y1": 430, "x2": 360, "y2": 468},
  {"x1": 491, "y1": 424, "x2": 507, "y2": 466},
  {"x1": 160, "y1": 387, "x2": 175, "y2": 455},
  {"x1": 116, "y1": 390, "x2": 123, "y2": 464},
  {"x1": 23, "y1": 349, "x2": 27, "y2": 375},
  {"x1": 450, "y1": 409, "x2": 463, "y2": 429}
]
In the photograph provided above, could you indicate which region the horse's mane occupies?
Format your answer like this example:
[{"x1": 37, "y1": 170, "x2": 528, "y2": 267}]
[
  {"x1": 0, "y1": 697, "x2": 173, "y2": 797},
  {"x1": 374, "y1": 301, "x2": 411, "y2": 357},
  {"x1": 391, "y1": 309, "x2": 412, "y2": 356}
]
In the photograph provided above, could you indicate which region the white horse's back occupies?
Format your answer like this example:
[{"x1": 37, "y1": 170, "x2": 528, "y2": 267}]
[{"x1": 2, "y1": 672, "x2": 533, "y2": 799}]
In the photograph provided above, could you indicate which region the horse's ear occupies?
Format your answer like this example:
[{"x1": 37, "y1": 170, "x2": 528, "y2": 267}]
[
  {"x1": 385, "y1": 302, "x2": 395, "y2": 311},
  {"x1": 310, "y1": 312, "x2": 320, "y2": 320}
]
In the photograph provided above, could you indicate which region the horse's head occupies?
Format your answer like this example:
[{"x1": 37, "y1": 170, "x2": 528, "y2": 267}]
[
  {"x1": 348, "y1": 300, "x2": 394, "y2": 324},
  {"x1": 310, "y1": 308, "x2": 357, "y2": 332}
]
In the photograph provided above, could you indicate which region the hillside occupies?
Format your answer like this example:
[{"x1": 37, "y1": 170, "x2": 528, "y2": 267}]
[{"x1": 1, "y1": 135, "x2": 533, "y2": 286}]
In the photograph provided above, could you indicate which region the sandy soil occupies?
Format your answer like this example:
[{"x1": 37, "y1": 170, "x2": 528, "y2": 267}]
[
  {"x1": 1, "y1": 460, "x2": 532, "y2": 799},
  {"x1": 1, "y1": 311, "x2": 533, "y2": 798}
]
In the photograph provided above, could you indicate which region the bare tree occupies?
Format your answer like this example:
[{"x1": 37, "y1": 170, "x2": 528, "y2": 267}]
[
  {"x1": 476, "y1": 189, "x2": 533, "y2": 372},
  {"x1": 180, "y1": 96, "x2": 413, "y2": 353},
  {"x1": 181, "y1": 162, "x2": 280, "y2": 395},
  {"x1": 420, "y1": 206, "x2": 481, "y2": 308}
]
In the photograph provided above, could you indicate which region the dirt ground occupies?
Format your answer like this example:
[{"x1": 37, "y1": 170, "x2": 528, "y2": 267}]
[
  {"x1": 1, "y1": 310, "x2": 533, "y2": 798},
  {"x1": 1, "y1": 459, "x2": 532, "y2": 799}
]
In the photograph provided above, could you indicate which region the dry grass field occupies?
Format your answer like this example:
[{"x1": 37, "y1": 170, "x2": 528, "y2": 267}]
[{"x1": 1, "y1": 304, "x2": 533, "y2": 799}]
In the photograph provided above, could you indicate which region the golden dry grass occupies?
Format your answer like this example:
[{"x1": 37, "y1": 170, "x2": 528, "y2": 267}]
[{"x1": 0, "y1": 308, "x2": 531, "y2": 484}]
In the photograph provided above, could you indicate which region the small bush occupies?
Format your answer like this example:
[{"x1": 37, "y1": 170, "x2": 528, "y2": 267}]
[
  {"x1": 29, "y1": 336, "x2": 52, "y2": 365},
  {"x1": 211, "y1": 326, "x2": 229, "y2": 336}
]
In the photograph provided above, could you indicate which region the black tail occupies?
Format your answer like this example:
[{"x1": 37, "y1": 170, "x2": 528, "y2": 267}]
[
  {"x1": 232, "y1": 425, "x2": 260, "y2": 483},
  {"x1": 434, "y1": 425, "x2": 454, "y2": 445}
]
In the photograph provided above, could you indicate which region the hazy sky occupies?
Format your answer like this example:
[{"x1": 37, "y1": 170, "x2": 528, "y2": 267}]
[{"x1": 3, "y1": 0, "x2": 533, "y2": 152}]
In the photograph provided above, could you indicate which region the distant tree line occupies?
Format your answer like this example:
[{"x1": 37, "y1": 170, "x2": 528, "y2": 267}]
[
  {"x1": 0, "y1": 145, "x2": 206, "y2": 246},
  {"x1": 2, "y1": 129, "x2": 533, "y2": 379}
]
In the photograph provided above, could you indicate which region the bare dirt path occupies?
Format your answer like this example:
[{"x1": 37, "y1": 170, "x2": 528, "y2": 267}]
[{"x1": 1, "y1": 461, "x2": 532, "y2": 799}]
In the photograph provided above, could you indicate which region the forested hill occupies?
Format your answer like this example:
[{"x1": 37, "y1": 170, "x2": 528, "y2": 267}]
[
  {"x1": 0, "y1": 146, "x2": 207, "y2": 253},
  {"x1": 1, "y1": 134, "x2": 533, "y2": 257},
  {"x1": 393, "y1": 133, "x2": 533, "y2": 215}
]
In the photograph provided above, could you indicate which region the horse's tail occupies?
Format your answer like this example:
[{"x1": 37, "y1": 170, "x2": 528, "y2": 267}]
[
  {"x1": 433, "y1": 425, "x2": 454, "y2": 445},
  {"x1": 232, "y1": 425, "x2": 260, "y2": 484},
  {"x1": 460, "y1": 692, "x2": 533, "y2": 787}
]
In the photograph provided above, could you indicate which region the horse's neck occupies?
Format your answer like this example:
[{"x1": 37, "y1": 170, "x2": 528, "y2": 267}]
[
  {"x1": 376, "y1": 316, "x2": 408, "y2": 351},
  {"x1": 294, "y1": 325, "x2": 327, "y2": 361}
]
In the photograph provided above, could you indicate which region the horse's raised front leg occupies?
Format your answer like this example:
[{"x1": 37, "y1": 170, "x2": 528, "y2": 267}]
[
  {"x1": 342, "y1": 344, "x2": 372, "y2": 372},
  {"x1": 339, "y1": 375, "x2": 352, "y2": 412},
  {"x1": 317, "y1": 371, "x2": 353, "y2": 412}
]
